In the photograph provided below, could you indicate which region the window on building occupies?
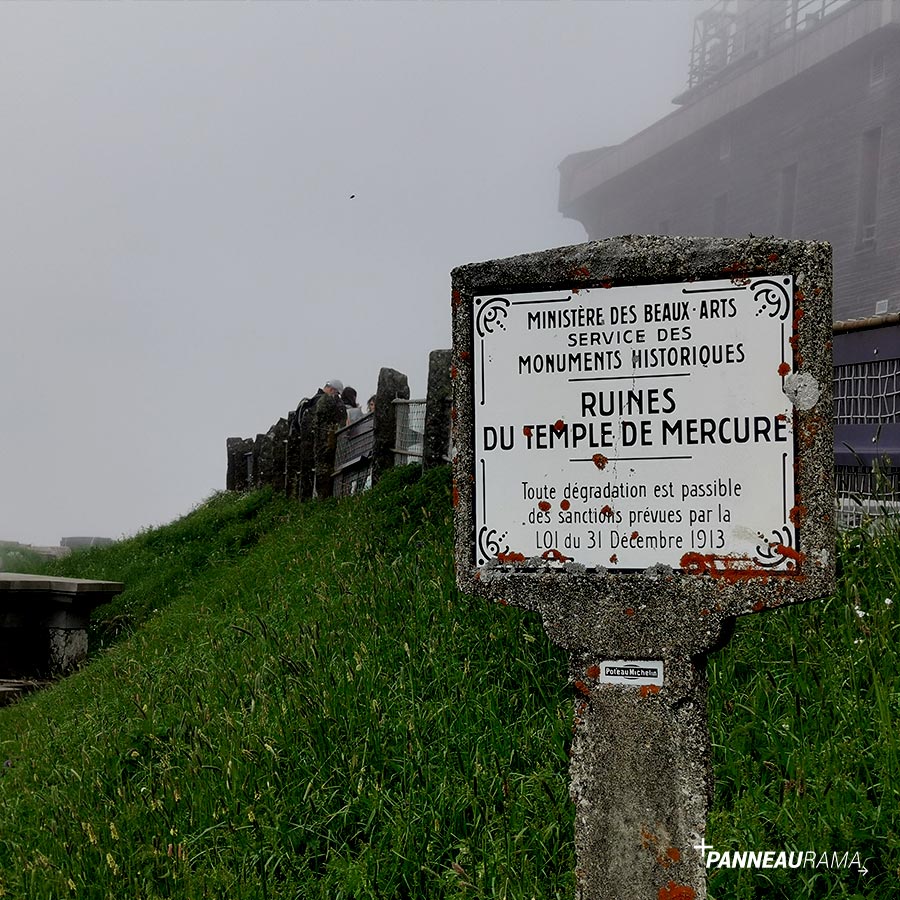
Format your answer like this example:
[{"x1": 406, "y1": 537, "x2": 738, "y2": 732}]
[
  {"x1": 778, "y1": 163, "x2": 798, "y2": 237},
  {"x1": 713, "y1": 192, "x2": 728, "y2": 234},
  {"x1": 857, "y1": 126, "x2": 882, "y2": 247},
  {"x1": 719, "y1": 129, "x2": 732, "y2": 161},
  {"x1": 870, "y1": 51, "x2": 885, "y2": 86}
]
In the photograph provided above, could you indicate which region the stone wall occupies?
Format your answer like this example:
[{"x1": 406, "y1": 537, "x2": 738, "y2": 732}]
[{"x1": 226, "y1": 357, "x2": 452, "y2": 499}]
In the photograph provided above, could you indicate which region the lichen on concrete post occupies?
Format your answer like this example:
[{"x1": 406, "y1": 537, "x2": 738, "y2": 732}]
[{"x1": 451, "y1": 236, "x2": 834, "y2": 900}]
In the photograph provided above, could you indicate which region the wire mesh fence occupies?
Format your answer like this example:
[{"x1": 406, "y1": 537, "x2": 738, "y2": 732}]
[
  {"x1": 834, "y1": 358, "x2": 900, "y2": 425},
  {"x1": 835, "y1": 464, "x2": 900, "y2": 529},
  {"x1": 393, "y1": 399, "x2": 426, "y2": 467}
]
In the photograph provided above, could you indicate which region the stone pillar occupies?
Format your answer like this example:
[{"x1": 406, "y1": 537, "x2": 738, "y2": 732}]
[
  {"x1": 313, "y1": 393, "x2": 347, "y2": 498},
  {"x1": 251, "y1": 434, "x2": 266, "y2": 490},
  {"x1": 297, "y1": 407, "x2": 317, "y2": 501},
  {"x1": 423, "y1": 349, "x2": 452, "y2": 470},
  {"x1": 226, "y1": 437, "x2": 255, "y2": 491},
  {"x1": 257, "y1": 431, "x2": 276, "y2": 489},
  {"x1": 372, "y1": 367, "x2": 409, "y2": 484},
  {"x1": 45, "y1": 608, "x2": 91, "y2": 673},
  {"x1": 285, "y1": 409, "x2": 302, "y2": 499},
  {"x1": 270, "y1": 417, "x2": 288, "y2": 493}
]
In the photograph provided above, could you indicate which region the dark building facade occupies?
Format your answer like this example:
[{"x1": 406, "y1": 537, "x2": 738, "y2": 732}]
[{"x1": 559, "y1": 0, "x2": 900, "y2": 322}]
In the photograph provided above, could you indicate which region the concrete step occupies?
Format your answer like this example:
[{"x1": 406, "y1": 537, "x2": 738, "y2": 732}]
[{"x1": 0, "y1": 679, "x2": 47, "y2": 706}]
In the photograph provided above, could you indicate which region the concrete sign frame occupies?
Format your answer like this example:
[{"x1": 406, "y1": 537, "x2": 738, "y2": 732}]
[{"x1": 451, "y1": 236, "x2": 834, "y2": 900}]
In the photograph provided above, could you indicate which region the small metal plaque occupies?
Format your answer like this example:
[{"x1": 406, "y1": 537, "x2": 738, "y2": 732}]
[{"x1": 597, "y1": 660, "x2": 664, "y2": 687}]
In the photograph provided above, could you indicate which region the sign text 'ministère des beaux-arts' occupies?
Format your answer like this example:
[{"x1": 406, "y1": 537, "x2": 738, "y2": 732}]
[{"x1": 472, "y1": 276, "x2": 798, "y2": 571}]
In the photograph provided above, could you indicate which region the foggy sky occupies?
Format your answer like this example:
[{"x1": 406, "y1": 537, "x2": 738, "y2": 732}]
[{"x1": 0, "y1": 0, "x2": 702, "y2": 547}]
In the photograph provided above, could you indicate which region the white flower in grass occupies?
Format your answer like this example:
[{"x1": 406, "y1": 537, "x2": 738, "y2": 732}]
[
  {"x1": 854, "y1": 607, "x2": 867, "y2": 618},
  {"x1": 885, "y1": 597, "x2": 894, "y2": 606}
]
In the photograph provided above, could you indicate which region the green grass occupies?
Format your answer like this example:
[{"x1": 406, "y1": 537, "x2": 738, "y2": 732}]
[
  {"x1": 0, "y1": 544, "x2": 48, "y2": 573},
  {"x1": 0, "y1": 468, "x2": 572, "y2": 899},
  {"x1": 707, "y1": 518, "x2": 900, "y2": 899},
  {"x1": 0, "y1": 466, "x2": 897, "y2": 899}
]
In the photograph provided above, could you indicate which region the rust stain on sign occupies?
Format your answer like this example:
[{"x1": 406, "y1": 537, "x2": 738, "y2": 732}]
[
  {"x1": 789, "y1": 504, "x2": 807, "y2": 527},
  {"x1": 680, "y1": 552, "x2": 782, "y2": 583},
  {"x1": 497, "y1": 551, "x2": 527, "y2": 564},
  {"x1": 542, "y1": 548, "x2": 572, "y2": 562}
]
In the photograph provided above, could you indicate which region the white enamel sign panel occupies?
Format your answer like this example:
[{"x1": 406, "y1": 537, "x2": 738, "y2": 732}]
[{"x1": 472, "y1": 277, "x2": 798, "y2": 572}]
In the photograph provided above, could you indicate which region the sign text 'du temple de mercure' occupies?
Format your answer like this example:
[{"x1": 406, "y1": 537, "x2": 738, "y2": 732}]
[{"x1": 451, "y1": 237, "x2": 834, "y2": 900}]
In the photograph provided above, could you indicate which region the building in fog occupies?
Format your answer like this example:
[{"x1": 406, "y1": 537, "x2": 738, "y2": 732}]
[{"x1": 559, "y1": 0, "x2": 900, "y2": 322}]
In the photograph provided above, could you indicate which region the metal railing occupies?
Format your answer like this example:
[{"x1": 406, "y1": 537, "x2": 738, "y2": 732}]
[
  {"x1": 833, "y1": 318, "x2": 899, "y2": 528},
  {"x1": 332, "y1": 413, "x2": 375, "y2": 497},
  {"x1": 688, "y1": 0, "x2": 858, "y2": 91}
]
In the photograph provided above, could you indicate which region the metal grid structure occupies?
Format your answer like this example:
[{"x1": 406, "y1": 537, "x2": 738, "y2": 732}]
[
  {"x1": 332, "y1": 413, "x2": 375, "y2": 498},
  {"x1": 393, "y1": 398, "x2": 426, "y2": 467},
  {"x1": 835, "y1": 463, "x2": 900, "y2": 529},
  {"x1": 833, "y1": 336, "x2": 899, "y2": 528},
  {"x1": 834, "y1": 359, "x2": 900, "y2": 425},
  {"x1": 686, "y1": 0, "x2": 857, "y2": 92}
]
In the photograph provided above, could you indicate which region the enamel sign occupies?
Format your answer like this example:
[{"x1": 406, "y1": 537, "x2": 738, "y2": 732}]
[{"x1": 472, "y1": 276, "x2": 800, "y2": 571}]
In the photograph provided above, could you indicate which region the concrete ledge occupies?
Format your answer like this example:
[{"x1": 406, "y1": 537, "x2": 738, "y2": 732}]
[
  {"x1": 0, "y1": 573, "x2": 124, "y2": 675},
  {"x1": 0, "y1": 573, "x2": 124, "y2": 593}
]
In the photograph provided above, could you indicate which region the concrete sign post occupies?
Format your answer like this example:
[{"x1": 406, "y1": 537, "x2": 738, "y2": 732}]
[{"x1": 451, "y1": 237, "x2": 834, "y2": 900}]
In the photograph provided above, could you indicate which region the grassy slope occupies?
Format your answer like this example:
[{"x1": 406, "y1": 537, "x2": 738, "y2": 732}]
[
  {"x1": 0, "y1": 467, "x2": 896, "y2": 899},
  {"x1": 0, "y1": 469, "x2": 572, "y2": 900}
]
